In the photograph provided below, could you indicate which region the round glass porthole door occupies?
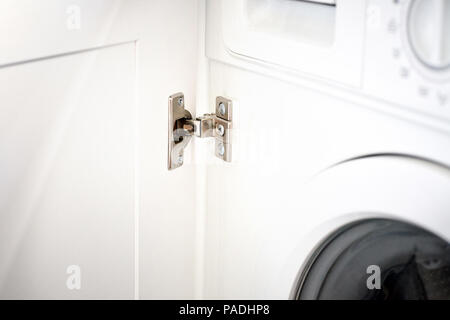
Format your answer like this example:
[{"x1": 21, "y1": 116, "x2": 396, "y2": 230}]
[{"x1": 295, "y1": 219, "x2": 450, "y2": 300}]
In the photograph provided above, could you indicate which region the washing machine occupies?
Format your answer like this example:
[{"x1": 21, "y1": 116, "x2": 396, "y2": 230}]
[{"x1": 202, "y1": 0, "x2": 450, "y2": 300}]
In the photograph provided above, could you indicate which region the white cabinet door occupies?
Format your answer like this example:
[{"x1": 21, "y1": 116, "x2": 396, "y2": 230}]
[{"x1": 0, "y1": 0, "x2": 199, "y2": 299}]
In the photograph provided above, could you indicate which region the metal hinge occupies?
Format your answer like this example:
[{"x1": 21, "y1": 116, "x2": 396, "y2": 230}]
[{"x1": 168, "y1": 92, "x2": 233, "y2": 170}]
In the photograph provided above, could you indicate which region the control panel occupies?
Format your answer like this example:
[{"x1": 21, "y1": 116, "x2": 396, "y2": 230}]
[{"x1": 364, "y1": 0, "x2": 450, "y2": 120}]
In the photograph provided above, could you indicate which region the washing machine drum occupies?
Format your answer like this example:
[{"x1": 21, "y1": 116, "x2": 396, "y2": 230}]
[{"x1": 296, "y1": 219, "x2": 450, "y2": 300}]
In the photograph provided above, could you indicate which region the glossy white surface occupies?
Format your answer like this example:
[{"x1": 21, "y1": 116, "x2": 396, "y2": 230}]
[
  {"x1": 0, "y1": 0, "x2": 200, "y2": 299},
  {"x1": 0, "y1": 43, "x2": 136, "y2": 299}
]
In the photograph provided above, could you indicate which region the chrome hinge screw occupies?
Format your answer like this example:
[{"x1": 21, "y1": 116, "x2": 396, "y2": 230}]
[
  {"x1": 216, "y1": 124, "x2": 225, "y2": 136},
  {"x1": 217, "y1": 142, "x2": 225, "y2": 156},
  {"x1": 218, "y1": 102, "x2": 226, "y2": 116}
]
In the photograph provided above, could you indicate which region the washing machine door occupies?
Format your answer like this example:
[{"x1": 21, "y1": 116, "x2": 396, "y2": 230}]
[
  {"x1": 296, "y1": 218, "x2": 450, "y2": 299},
  {"x1": 288, "y1": 155, "x2": 450, "y2": 300}
]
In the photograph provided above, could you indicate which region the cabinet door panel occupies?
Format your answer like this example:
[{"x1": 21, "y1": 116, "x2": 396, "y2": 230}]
[
  {"x1": 0, "y1": 43, "x2": 136, "y2": 299},
  {"x1": 0, "y1": 0, "x2": 200, "y2": 299}
]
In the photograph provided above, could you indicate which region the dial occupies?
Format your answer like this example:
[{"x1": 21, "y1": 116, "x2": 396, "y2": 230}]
[{"x1": 408, "y1": 0, "x2": 450, "y2": 70}]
